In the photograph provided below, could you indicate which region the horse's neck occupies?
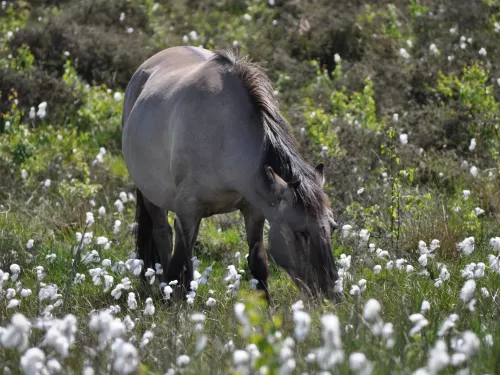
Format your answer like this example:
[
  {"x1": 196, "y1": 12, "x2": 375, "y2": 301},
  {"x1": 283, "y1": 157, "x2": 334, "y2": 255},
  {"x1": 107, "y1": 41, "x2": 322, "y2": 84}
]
[{"x1": 239, "y1": 174, "x2": 278, "y2": 222}]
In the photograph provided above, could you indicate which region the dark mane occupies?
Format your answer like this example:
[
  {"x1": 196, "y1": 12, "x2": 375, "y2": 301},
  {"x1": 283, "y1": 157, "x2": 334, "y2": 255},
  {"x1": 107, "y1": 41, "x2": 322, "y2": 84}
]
[{"x1": 210, "y1": 49, "x2": 328, "y2": 216}]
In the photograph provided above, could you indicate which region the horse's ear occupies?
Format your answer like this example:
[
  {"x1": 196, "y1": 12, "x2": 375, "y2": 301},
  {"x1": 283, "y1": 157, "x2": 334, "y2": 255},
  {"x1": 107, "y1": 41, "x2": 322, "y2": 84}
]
[
  {"x1": 264, "y1": 165, "x2": 287, "y2": 196},
  {"x1": 315, "y1": 163, "x2": 325, "y2": 187}
]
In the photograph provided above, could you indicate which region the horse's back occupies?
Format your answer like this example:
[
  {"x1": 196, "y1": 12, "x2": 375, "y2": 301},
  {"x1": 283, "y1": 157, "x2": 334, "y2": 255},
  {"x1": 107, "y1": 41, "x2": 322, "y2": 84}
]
[{"x1": 122, "y1": 46, "x2": 262, "y2": 212}]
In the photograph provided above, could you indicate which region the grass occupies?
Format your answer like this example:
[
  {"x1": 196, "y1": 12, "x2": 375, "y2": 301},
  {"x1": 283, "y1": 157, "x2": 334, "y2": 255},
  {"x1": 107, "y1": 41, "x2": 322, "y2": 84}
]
[{"x1": 0, "y1": 168, "x2": 499, "y2": 374}]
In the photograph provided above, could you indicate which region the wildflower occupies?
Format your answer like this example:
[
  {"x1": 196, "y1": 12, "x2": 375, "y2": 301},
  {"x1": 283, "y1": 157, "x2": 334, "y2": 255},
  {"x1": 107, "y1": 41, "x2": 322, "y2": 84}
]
[
  {"x1": 145, "y1": 268, "x2": 155, "y2": 284},
  {"x1": 489, "y1": 254, "x2": 500, "y2": 273},
  {"x1": 429, "y1": 43, "x2": 439, "y2": 55},
  {"x1": 127, "y1": 293, "x2": 137, "y2": 310},
  {"x1": 190, "y1": 280, "x2": 198, "y2": 291},
  {"x1": 349, "y1": 352, "x2": 373, "y2": 375},
  {"x1": 104, "y1": 275, "x2": 114, "y2": 292},
  {"x1": 485, "y1": 334, "x2": 493, "y2": 347},
  {"x1": 84, "y1": 212, "x2": 95, "y2": 227},
  {"x1": 243, "y1": 13, "x2": 252, "y2": 21},
  {"x1": 127, "y1": 259, "x2": 143, "y2": 276},
  {"x1": 97, "y1": 237, "x2": 109, "y2": 246},
  {"x1": 20, "y1": 348, "x2": 46, "y2": 375},
  {"x1": 1, "y1": 313, "x2": 31, "y2": 351},
  {"x1": 111, "y1": 338, "x2": 138, "y2": 374},
  {"x1": 89, "y1": 311, "x2": 126, "y2": 350},
  {"x1": 386, "y1": 260, "x2": 394, "y2": 270},
  {"x1": 451, "y1": 330, "x2": 480, "y2": 358},
  {"x1": 438, "y1": 314, "x2": 459, "y2": 336},
  {"x1": 462, "y1": 190, "x2": 471, "y2": 200},
  {"x1": 163, "y1": 285, "x2": 173, "y2": 300},
  {"x1": 457, "y1": 237, "x2": 474, "y2": 255},
  {"x1": 350, "y1": 285, "x2": 360, "y2": 296},
  {"x1": 9, "y1": 264, "x2": 20, "y2": 281},
  {"x1": 358, "y1": 279, "x2": 367, "y2": 292},
  {"x1": 39, "y1": 284, "x2": 58, "y2": 301},
  {"x1": 406, "y1": 265, "x2": 415, "y2": 273},
  {"x1": 474, "y1": 207, "x2": 485, "y2": 216},
  {"x1": 474, "y1": 263, "x2": 485, "y2": 278},
  {"x1": 26, "y1": 239, "x2": 34, "y2": 249},
  {"x1": 342, "y1": 224, "x2": 352, "y2": 238},
  {"x1": 111, "y1": 284, "x2": 124, "y2": 300},
  {"x1": 490, "y1": 237, "x2": 500, "y2": 252},
  {"x1": 21, "y1": 289, "x2": 32, "y2": 297},
  {"x1": 143, "y1": 297, "x2": 155, "y2": 316},
  {"x1": 177, "y1": 354, "x2": 190, "y2": 368},
  {"x1": 479, "y1": 47, "x2": 487, "y2": 56},
  {"x1": 233, "y1": 350, "x2": 250, "y2": 373},
  {"x1": 113, "y1": 220, "x2": 121, "y2": 234},
  {"x1": 418, "y1": 254, "x2": 428, "y2": 267},
  {"x1": 200, "y1": 263, "x2": 214, "y2": 284},
  {"x1": 427, "y1": 339, "x2": 450, "y2": 374},
  {"x1": 334, "y1": 277, "x2": 344, "y2": 293},
  {"x1": 359, "y1": 229, "x2": 369, "y2": 242},
  {"x1": 188, "y1": 30, "x2": 198, "y2": 41},
  {"x1": 293, "y1": 309, "x2": 311, "y2": 341},
  {"x1": 155, "y1": 263, "x2": 163, "y2": 275},
  {"x1": 206, "y1": 297, "x2": 216, "y2": 307},
  {"x1": 460, "y1": 279, "x2": 476, "y2": 302},
  {"x1": 114, "y1": 199, "x2": 124, "y2": 212},
  {"x1": 468, "y1": 138, "x2": 476, "y2": 151},
  {"x1": 481, "y1": 287, "x2": 489, "y2": 298},
  {"x1": 186, "y1": 291, "x2": 196, "y2": 304},
  {"x1": 439, "y1": 266, "x2": 450, "y2": 280},
  {"x1": 399, "y1": 48, "x2": 410, "y2": 59},
  {"x1": 421, "y1": 300, "x2": 431, "y2": 313},
  {"x1": 363, "y1": 299, "x2": 381, "y2": 323},
  {"x1": 7, "y1": 299, "x2": 20, "y2": 309},
  {"x1": 470, "y1": 166, "x2": 479, "y2": 178},
  {"x1": 339, "y1": 254, "x2": 352, "y2": 270},
  {"x1": 315, "y1": 314, "x2": 344, "y2": 369},
  {"x1": 395, "y1": 258, "x2": 407, "y2": 270},
  {"x1": 29, "y1": 107, "x2": 36, "y2": 119},
  {"x1": 376, "y1": 249, "x2": 389, "y2": 258},
  {"x1": 224, "y1": 265, "x2": 239, "y2": 283},
  {"x1": 140, "y1": 330, "x2": 154, "y2": 349},
  {"x1": 41, "y1": 314, "x2": 77, "y2": 358},
  {"x1": 114, "y1": 92, "x2": 122, "y2": 101},
  {"x1": 409, "y1": 314, "x2": 429, "y2": 336},
  {"x1": 98, "y1": 206, "x2": 106, "y2": 216}
]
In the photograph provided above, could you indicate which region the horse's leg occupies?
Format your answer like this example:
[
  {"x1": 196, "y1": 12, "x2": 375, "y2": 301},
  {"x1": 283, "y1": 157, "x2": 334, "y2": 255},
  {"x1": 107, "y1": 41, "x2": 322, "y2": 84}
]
[
  {"x1": 142, "y1": 199, "x2": 173, "y2": 282},
  {"x1": 135, "y1": 189, "x2": 173, "y2": 282},
  {"x1": 241, "y1": 206, "x2": 269, "y2": 303},
  {"x1": 165, "y1": 213, "x2": 201, "y2": 298}
]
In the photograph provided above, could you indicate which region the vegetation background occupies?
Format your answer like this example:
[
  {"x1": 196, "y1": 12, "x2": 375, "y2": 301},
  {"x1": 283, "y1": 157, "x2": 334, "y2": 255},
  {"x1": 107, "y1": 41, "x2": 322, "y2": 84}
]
[{"x1": 0, "y1": 0, "x2": 499, "y2": 374}]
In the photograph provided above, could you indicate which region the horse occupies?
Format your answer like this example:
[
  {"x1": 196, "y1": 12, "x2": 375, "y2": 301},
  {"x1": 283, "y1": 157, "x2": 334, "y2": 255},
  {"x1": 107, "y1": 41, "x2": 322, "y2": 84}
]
[{"x1": 121, "y1": 46, "x2": 339, "y2": 302}]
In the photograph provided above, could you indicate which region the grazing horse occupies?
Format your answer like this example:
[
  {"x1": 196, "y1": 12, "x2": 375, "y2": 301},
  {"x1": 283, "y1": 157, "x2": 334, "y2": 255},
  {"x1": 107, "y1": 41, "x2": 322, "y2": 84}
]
[{"x1": 121, "y1": 46, "x2": 339, "y2": 301}]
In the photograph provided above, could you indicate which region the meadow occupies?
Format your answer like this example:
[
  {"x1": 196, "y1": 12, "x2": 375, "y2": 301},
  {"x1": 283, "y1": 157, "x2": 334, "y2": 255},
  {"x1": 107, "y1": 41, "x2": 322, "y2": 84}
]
[{"x1": 0, "y1": 0, "x2": 499, "y2": 374}]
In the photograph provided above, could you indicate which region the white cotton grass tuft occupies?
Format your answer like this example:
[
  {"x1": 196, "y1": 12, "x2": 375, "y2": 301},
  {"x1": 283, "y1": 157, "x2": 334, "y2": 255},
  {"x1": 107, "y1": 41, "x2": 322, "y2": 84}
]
[
  {"x1": 349, "y1": 352, "x2": 373, "y2": 375},
  {"x1": 457, "y1": 236, "x2": 474, "y2": 255},
  {"x1": 111, "y1": 338, "x2": 139, "y2": 374},
  {"x1": 399, "y1": 48, "x2": 410, "y2": 59},
  {"x1": 143, "y1": 297, "x2": 155, "y2": 316},
  {"x1": 1, "y1": 313, "x2": 32, "y2": 352},
  {"x1": 460, "y1": 279, "x2": 476, "y2": 303},
  {"x1": 314, "y1": 314, "x2": 344, "y2": 369}
]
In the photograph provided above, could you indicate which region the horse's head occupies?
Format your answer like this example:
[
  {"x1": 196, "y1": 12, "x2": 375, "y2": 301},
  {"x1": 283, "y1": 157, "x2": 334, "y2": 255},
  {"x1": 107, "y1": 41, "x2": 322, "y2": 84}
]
[{"x1": 264, "y1": 163, "x2": 339, "y2": 300}]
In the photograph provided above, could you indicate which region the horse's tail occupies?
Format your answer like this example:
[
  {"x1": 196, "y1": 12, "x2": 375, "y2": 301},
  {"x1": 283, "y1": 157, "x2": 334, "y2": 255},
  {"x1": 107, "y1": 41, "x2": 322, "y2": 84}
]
[{"x1": 135, "y1": 188, "x2": 160, "y2": 273}]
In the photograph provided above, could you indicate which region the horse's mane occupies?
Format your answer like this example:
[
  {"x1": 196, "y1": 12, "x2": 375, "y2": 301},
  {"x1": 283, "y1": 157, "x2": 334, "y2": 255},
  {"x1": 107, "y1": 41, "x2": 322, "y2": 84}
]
[{"x1": 209, "y1": 49, "x2": 329, "y2": 217}]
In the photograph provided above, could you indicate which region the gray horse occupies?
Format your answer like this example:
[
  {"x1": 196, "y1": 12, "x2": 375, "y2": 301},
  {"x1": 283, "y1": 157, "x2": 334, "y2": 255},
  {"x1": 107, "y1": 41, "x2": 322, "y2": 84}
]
[{"x1": 122, "y1": 46, "x2": 339, "y2": 301}]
